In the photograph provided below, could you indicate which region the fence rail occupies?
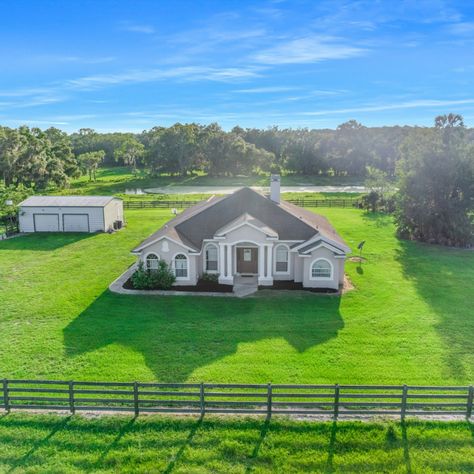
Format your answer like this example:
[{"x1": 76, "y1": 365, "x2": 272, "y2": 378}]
[
  {"x1": 123, "y1": 198, "x2": 360, "y2": 209},
  {"x1": 2, "y1": 379, "x2": 473, "y2": 419}
]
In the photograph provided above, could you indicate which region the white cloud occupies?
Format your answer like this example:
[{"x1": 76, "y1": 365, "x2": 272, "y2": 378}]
[
  {"x1": 233, "y1": 86, "x2": 297, "y2": 94},
  {"x1": 120, "y1": 23, "x2": 156, "y2": 34},
  {"x1": 67, "y1": 66, "x2": 262, "y2": 90},
  {"x1": 252, "y1": 36, "x2": 367, "y2": 64},
  {"x1": 301, "y1": 98, "x2": 474, "y2": 116},
  {"x1": 447, "y1": 22, "x2": 474, "y2": 35}
]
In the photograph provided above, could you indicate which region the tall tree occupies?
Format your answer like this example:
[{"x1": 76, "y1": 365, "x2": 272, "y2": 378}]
[
  {"x1": 114, "y1": 137, "x2": 145, "y2": 174},
  {"x1": 78, "y1": 151, "x2": 105, "y2": 181},
  {"x1": 395, "y1": 116, "x2": 474, "y2": 247}
]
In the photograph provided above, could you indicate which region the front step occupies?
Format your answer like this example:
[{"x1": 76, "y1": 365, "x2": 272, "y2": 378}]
[{"x1": 233, "y1": 275, "x2": 258, "y2": 298}]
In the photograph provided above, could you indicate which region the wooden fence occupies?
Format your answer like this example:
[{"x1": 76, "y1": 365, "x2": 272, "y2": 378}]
[
  {"x1": 123, "y1": 198, "x2": 360, "y2": 209},
  {"x1": 2, "y1": 379, "x2": 473, "y2": 419}
]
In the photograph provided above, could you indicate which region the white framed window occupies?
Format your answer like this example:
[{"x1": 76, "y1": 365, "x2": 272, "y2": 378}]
[
  {"x1": 145, "y1": 253, "x2": 159, "y2": 270},
  {"x1": 174, "y1": 253, "x2": 188, "y2": 278},
  {"x1": 311, "y1": 259, "x2": 332, "y2": 279},
  {"x1": 205, "y1": 244, "x2": 218, "y2": 272},
  {"x1": 275, "y1": 244, "x2": 289, "y2": 273},
  {"x1": 243, "y1": 249, "x2": 252, "y2": 261}
]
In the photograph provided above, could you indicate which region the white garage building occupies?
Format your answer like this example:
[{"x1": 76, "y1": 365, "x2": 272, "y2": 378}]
[{"x1": 19, "y1": 196, "x2": 124, "y2": 233}]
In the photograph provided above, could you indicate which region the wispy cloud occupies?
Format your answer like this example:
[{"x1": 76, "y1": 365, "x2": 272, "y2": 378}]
[
  {"x1": 446, "y1": 22, "x2": 474, "y2": 36},
  {"x1": 33, "y1": 54, "x2": 116, "y2": 64},
  {"x1": 119, "y1": 22, "x2": 156, "y2": 34},
  {"x1": 301, "y1": 98, "x2": 474, "y2": 116},
  {"x1": 67, "y1": 66, "x2": 262, "y2": 90},
  {"x1": 252, "y1": 36, "x2": 367, "y2": 64},
  {"x1": 233, "y1": 86, "x2": 297, "y2": 94}
]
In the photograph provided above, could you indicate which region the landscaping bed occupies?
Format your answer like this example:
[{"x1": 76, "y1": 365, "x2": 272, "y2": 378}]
[{"x1": 123, "y1": 277, "x2": 233, "y2": 293}]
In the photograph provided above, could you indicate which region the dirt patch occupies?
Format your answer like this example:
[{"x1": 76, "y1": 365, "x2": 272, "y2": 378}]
[
  {"x1": 341, "y1": 275, "x2": 355, "y2": 293},
  {"x1": 348, "y1": 256, "x2": 367, "y2": 263}
]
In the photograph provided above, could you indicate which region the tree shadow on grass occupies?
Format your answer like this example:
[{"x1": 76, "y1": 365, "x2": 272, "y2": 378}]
[
  {"x1": 0, "y1": 416, "x2": 472, "y2": 473},
  {"x1": 395, "y1": 240, "x2": 474, "y2": 381},
  {"x1": 0, "y1": 232, "x2": 95, "y2": 251},
  {"x1": 63, "y1": 290, "x2": 343, "y2": 382}
]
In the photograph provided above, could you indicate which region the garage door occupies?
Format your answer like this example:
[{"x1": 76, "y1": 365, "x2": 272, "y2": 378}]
[
  {"x1": 33, "y1": 214, "x2": 60, "y2": 232},
  {"x1": 63, "y1": 214, "x2": 90, "y2": 232}
]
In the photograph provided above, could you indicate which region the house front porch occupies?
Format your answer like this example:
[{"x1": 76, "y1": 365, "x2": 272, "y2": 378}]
[{"x1": 217, "y1": 241, "x2": 274, "y2": 286}]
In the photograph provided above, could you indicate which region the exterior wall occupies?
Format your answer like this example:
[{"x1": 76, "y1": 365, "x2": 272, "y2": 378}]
[
  {"x1": 103, "y1": 200, "x2": 124, "y2": 231},
  {"x1": 293, "y1": 254, "x2": 304, "y2": 283},
  {"x1": 139, "y1": 237, "x2": 198, "y2": 286},
  {"x1": 337, "y1": 258, "x2": 345, "y2": 286},
  {"x1": 302, "y1": 246, "x2": 341, "y2": 290},
  {"x1": 19, "y1": 206, "x2": 105, "y2": 233}
]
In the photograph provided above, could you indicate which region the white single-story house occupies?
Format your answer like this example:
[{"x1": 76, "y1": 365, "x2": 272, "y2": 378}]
[
  {"x1": 19, "y1": 196, "x2": 124, "y2": 233},
  {"x1": 132, "y1": 176, "x2": 350, "y2": 290}
]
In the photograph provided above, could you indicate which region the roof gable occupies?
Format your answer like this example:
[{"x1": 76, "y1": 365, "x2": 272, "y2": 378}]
[
  {"x1": 175, "y1": 187, "x2": 317, "y2": 249},
  {"x1": 215, "y1": 213, "x2": 278, "y2": 238}
]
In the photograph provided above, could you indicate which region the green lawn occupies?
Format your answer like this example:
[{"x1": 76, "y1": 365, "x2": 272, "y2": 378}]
[
  {"x1": 0, "y1": 414, "x2": 472, "y2": 473},
  {"x1": 0, "y1": 207, "x2": 472, "y2": 385}
]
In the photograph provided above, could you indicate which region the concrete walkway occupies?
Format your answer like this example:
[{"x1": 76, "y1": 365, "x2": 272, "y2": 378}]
[{"x1": 232, "y1": 275, "x2": 259, "y2": 297}]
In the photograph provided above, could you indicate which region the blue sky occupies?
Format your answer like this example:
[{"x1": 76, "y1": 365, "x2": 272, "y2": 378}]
[{"x1": 1, "y1": 0, "x2": 474, "y2": 132}]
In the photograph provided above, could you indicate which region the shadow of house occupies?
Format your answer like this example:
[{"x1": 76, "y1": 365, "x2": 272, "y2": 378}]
[
  {"x1": 395, "y1": 240, "x2": 474, "y2": 380},
  {"x1": 63, "y1": 291, "x2": 343, "y2": 382},
  {"x1": 0, "y1": 232, "x2": 95, "y2": 251}
]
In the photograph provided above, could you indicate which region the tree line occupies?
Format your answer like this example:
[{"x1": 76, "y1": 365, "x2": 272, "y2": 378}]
[{"x1": 1, "y1": 115, "x2": 473, "y2": 246}]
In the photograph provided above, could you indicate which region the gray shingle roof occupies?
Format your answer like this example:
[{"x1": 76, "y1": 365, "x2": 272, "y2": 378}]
[
  {"x1": 20, "y1": 196, "x2": 120, "y2": 207},
  {"x1": 133, "y1": 187, "x2": 348, "y2": 253}
]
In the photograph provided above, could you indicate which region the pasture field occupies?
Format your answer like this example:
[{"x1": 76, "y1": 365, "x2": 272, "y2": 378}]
[{"x1": 0, "y1": 207, "x2": 472, "y2": 385}]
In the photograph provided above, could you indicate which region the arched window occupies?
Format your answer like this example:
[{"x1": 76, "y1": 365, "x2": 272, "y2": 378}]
[
  {"x1": 205, "y1": 244, "x2": 218, "y2": 272},
  {"x1": 146, "y1": 253, "x2": 159, "y2": 270},
  {"x1": 275, "y1": 244, "x2": 289, "y2": 273},
  {"x1": 311, "y1": 259, "x2": 332, "y2": 279},
  {"x1": 174, "y1": 254, "x2": 188, "y2": 278}
]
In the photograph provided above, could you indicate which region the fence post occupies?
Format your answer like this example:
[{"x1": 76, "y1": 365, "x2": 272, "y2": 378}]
[
  {"x1": 401, "y1": 385, "x2": 408, "y2": 421},
  {"x1": 466, "y1": 386, "x2": 474, "y2": 420},
  {"x1": 334, "y1": 384, "x2": 340, "y2": 420},
  {"x1": 69, "y1": 381, "x2": 75, "y2": 415},
  {"x1": 2, "y1": 379, "x2": 9, "y2": 413},
  {"x1": 133, "y1": 382, "x2": 139, "y2": 417},
  {"x1": 200, "y1": 382, "x2": 205, "y2": 418},
  {"x1": 267, "y1": 383, "x2": 272, "y2": 420}
]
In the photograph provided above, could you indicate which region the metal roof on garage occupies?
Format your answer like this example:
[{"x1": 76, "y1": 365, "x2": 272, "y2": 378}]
[{"x1": 19, "y1": 196, "x2": 121, "y2": 207}]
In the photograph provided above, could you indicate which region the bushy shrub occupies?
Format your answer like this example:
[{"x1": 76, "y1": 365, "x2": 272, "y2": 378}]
[
  {"x1": 200, "y1": 272, "x2": 219, "y2": 283},
  {"x1": 131, "y1": 260, "x2": 176, "y2": 290}
]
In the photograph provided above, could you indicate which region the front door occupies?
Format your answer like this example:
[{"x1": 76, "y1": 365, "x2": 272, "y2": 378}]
[{"x1": 236, "y1": 247, "x2": 258, "y2": 274}]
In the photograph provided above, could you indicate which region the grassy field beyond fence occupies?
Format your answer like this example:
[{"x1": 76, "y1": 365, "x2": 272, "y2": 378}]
[{"x1": 0, "y1": 414, "x2": 472, "y2": 473}]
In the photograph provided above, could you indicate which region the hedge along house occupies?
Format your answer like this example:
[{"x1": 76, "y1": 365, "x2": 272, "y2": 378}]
[
  {"x1": 132, "y1": 176, "x2": 350, "y2": 291},
  {"x1": 18, "y1": 196, "x2": 124, "y2": 233}
]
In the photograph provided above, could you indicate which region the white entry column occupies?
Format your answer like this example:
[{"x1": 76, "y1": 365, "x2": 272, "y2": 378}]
[
  {"x1": 218, "y1": 243, "x2": 233, "y2": 285},
  {"x1": 226, "y1": 244, "x2": 232, "y2": 279},
  {"x1": 266, "y1": 244, "x2": 273, "y2": 279},
  {"x1": 257, "y1": 244, "x2": 273, "y2": 285}
]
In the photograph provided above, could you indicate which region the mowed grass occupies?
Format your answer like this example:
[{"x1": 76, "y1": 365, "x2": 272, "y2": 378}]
[
  {"x1": 0, "y1": 208, "x2": 473, "y2": 384},
  {"x1": 0, "y1": 414, "x2": 472, "y2": 473}
]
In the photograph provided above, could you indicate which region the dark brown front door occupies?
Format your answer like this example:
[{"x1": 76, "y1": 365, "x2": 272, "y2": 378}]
[{"x1": 236, "y1": 247, "x2": 258, "y2": 274}]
